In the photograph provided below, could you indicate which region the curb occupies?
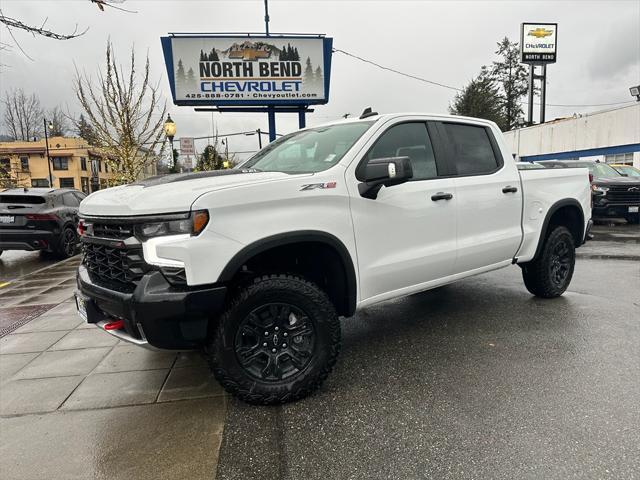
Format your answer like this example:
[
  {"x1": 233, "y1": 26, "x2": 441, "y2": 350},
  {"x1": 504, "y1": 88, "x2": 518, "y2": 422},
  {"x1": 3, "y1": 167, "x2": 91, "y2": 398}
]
[{"x1": 577, "y1": 253, "x2": 640, "y2": 261}]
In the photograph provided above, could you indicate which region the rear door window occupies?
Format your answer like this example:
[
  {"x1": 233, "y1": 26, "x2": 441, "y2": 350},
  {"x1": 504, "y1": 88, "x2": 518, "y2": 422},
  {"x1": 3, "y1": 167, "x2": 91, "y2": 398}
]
[
  {"x1": 63, "y1": 193, "x2": 81, "y2": 207},
  {"x1": 441, "y1": 123, "x2": 502, "y2": 176}
]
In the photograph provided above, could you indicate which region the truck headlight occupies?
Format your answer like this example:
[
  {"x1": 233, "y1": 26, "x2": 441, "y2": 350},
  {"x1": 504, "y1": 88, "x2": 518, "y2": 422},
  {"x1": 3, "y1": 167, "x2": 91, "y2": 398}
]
[
  {"x1": 135, "y1": 210, "x2": 209, "y2": 240},
  {"x1": 591, "y1": 185, "x2": 608, "y2": 195}
]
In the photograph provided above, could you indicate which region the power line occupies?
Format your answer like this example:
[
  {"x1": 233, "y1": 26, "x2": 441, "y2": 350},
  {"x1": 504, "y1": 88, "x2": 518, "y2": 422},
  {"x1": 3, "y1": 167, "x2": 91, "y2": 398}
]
[
  {"x1": 332, "y1": 48, "x2": 461, "y2": 92},
  {"x1": 333, "y1": 47, "x2": 636, "y2": 109}
]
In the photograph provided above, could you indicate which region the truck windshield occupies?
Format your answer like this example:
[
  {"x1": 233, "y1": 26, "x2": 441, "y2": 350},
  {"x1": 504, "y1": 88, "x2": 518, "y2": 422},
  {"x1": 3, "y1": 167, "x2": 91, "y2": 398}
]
[
  {"x1": 583, "y1": 163, "x2": 623, "y2": 179},
  {"x1": 241, "y1": 121, "x2": 374, "y2": 173}
]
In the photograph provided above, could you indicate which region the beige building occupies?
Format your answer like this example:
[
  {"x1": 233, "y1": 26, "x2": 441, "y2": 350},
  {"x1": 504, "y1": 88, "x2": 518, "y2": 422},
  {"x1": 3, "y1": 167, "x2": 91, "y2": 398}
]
[{"x1": 0, "y1": 136, "x2": 157, "y2": 193}]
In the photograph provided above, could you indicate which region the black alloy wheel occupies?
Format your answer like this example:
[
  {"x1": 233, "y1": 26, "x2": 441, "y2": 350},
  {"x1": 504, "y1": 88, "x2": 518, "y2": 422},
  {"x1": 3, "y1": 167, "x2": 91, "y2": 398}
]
[
  {"x1": 234, "y1": 303, "x2": 316, "y2": 381},
  {"x1": 208, "y1": 274, "x2": 341, "y2": 405},
  {"x1": 522, "y1": 225, "x2": 576, "y2": 298},
  {"x1": 56, "y1": 227, "x2": 78, "y2": 259},
  {"x1": 549, "y1": 238, "x2": 572, "y2": 288}
]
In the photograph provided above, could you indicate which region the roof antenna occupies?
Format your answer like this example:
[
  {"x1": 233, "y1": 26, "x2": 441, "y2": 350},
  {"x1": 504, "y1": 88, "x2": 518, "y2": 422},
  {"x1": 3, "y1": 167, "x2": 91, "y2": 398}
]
[{"x1": 360, "y1": 107, "x2": 378, "y2": 119}]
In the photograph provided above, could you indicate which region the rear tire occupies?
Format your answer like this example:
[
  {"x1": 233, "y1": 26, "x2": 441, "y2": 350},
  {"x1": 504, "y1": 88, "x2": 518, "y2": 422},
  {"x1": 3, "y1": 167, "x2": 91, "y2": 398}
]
[
  {"x1": 522, "y1": 226, "x2": 576, "y2": 298},
  {"x1": 54, "y1": 226, "x2": 78, "y2": 259},
  {"x1": 207, "y1": 274, "x2": 341, "y2": 405}
]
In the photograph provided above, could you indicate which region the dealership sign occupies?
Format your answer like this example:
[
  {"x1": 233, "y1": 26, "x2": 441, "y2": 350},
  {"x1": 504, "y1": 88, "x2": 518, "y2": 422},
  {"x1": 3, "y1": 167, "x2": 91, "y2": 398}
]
[
  {"x1": 520, "y1": 23, "x2": 557, "y2": 64},
  {"x1": 161, "y1": 35, "x2": 333, "y2": 106}
]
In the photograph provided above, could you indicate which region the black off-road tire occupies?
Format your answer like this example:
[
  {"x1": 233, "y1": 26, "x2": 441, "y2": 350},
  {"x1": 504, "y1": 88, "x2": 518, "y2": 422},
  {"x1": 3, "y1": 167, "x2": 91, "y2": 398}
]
[
  {"x1": 522, "y1": 225, "x2": 576, "y2": 298},
  {"x1": 54, "y1": 226, "x2": 78, "y2": 259},
  {"x1": 207, "y1": 274, "x2": 341, "y2": 405}
]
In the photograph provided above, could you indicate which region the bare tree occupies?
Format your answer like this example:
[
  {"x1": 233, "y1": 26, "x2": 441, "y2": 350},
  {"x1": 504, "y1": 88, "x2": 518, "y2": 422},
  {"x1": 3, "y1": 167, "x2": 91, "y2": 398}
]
[
  {"x1": 2, "y1": 88, "x2": 44, "y2": 140},
  {"x1": 0, "y1": 1, "x2": 135, "y2": 60},
  {"x1": 74, "y1": 42, "x2": 167, "y2": 185},
  {"x1": 46, "y1": 106, "x2": 70, "y2": 137}
]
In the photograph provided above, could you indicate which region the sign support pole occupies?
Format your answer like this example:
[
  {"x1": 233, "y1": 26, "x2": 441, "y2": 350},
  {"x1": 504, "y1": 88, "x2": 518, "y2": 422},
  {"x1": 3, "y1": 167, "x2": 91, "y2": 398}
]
[
  {"x1": 539, "y1": 64, "x2": 547, "y2": 125},
  {"x1": 267, "y1": 107, "x2": 276, "y2": 142},
  {"x1": 527, "y1": 65, "x2": 535, "y2": 127},
  {"x1": 298, "y1": 108, "x2": 306, "y2": 129}
]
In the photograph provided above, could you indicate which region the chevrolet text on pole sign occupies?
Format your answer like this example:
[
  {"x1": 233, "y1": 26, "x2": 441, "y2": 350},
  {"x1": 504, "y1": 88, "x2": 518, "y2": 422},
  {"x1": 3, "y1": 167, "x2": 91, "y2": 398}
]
[
  {"x1": 161, "y1": 35, "x2": 333, "y2": 106},
  {"x1": 520, "y1": 23, "x2": 557, "y2": 64}
]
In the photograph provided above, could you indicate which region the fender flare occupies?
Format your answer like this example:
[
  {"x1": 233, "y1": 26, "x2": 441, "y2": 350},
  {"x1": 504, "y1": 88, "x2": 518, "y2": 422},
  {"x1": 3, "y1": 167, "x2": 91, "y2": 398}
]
[
  {"x1": 218, "y1": 230, "x2": 358, "y2": 316},
  {"x1": 531, "y1": 199, "x2": 585, "y2": 261}
]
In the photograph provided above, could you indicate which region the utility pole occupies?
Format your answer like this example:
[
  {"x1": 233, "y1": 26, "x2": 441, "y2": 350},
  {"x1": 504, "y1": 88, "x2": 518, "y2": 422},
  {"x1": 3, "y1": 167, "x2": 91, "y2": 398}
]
[
  {"x1": 43, "y1": 118, "x2": 53, "y2": 188},
  {"x1": 264, "y1": 0, "x2": 270, "y2": 36},
  {"x1": 256, "y1": 129, "x2": 263, "y2": 149}
]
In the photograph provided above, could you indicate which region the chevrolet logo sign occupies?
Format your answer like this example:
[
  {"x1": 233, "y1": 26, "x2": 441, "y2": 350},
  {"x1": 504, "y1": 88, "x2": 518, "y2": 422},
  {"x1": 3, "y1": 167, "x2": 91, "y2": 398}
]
[{"x1": 528, "y1": 28, "x2": 554, "y2": 38}]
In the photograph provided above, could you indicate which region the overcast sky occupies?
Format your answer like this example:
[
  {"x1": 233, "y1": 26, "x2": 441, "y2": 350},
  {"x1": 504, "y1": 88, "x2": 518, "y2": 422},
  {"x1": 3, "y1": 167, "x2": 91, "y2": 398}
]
[{"x1": 1, "y1": 0, "x2": 638, "y2": 159}]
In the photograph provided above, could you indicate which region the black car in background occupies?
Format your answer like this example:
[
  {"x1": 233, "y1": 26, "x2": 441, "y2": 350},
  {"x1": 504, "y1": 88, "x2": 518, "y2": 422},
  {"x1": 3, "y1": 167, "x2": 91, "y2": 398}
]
[
  {"x1": 0, "y1": 188, "x2": 86, "y2": 258},
  {"x1": 539, "y1": 160, "x2": 640, "y2": 223}
]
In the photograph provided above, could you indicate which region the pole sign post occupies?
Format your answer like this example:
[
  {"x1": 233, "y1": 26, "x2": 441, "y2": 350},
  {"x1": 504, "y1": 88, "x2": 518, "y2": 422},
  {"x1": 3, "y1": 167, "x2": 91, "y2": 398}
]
[
  {"x1": 520, "y1": 23, "x2": 557, "y2": 64},
  {"x1": 161, "y1": 35, "x2": 333, "y2": 107}
]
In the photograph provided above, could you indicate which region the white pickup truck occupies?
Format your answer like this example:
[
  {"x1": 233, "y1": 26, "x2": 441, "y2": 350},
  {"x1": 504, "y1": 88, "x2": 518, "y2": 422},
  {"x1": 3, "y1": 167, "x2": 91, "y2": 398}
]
[{"x1": 75, "y1": 111, "x2": 592, "y2": 404}]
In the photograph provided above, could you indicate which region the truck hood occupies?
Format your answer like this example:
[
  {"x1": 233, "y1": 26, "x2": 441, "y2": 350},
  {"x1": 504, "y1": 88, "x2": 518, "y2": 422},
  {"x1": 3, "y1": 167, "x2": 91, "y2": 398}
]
[
  {"x1": 593, "y1": 177, "x2": 640, "y2": 186},
  {"x1": 79, "y1": 169, "x2": 293, "y2": 216}
]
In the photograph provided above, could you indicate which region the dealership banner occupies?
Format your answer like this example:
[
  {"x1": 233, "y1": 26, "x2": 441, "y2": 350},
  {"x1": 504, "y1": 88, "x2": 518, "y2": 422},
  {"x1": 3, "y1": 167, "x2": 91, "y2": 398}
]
[
  {"x1": 161, "y1": 35, "x2": 333, "y2": 106},
  {"x1": 520, "y1": 23, "x2": 557, "y2": 64}
]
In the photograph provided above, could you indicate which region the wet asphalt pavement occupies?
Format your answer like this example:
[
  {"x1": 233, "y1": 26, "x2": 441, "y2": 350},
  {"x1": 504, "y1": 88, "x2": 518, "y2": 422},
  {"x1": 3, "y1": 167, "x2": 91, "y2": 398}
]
[
  {"x1": 217, "y1": 257, "x2": 639, "y2": 480},
  {"x1": 0, "y1": 250, "x2": 59, "y2": 284}
]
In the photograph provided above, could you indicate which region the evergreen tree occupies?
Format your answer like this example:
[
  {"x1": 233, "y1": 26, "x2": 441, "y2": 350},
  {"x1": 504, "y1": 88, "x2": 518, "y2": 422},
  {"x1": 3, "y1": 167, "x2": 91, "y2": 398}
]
[
  {"x1": 76, "y1": 114, "x2": 98, "y2": 145},
  {"x1": 196, "y1": 144, "x2": 225, "y2": 171},
  {"x1": 176, "y1": 59, "x2": 186, "y2": 87},
  {"x1": 488, "y1": 37, "x2": 529, "y2": 130},
  {"x1": 449, "y1": 73, "x2": 506, "y2": 129},
  {"x1": 293, "y1": 47, "x2": 300, "y2": 61},
  {"x1": 279, "y1": 45, "x2": 287, "y2": 60},
  {"x1": 303, "y1": 57, "x2": 314, "y2": 85},
  {"x1": 208, "y1": 48, "x2": 219, "y2": 61},
  {"x1": 314, "y1": 66, "x2": 323, "y2": 87},
  {"x1": 186, "y1": 67, "x2": 196, "y2": 85},
  {"x1": 200, "y1": 50, "x2": 206, "y2": 61}
]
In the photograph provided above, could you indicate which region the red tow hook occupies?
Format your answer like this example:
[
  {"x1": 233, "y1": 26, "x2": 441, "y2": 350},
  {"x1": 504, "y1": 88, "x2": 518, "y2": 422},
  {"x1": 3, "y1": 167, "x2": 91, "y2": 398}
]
[{"x1": 103, "y1": 319, "x2": 125, "y2": 331}]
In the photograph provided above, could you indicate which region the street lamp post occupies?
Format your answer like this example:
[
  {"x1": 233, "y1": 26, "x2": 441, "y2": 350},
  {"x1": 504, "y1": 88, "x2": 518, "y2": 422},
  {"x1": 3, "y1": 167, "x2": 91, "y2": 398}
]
[
  {"x1": 163, "y1": 114, "x2": 177, "y2": 169},
  {"x1": 43, "y1": 119, "x2": 53, "y2": 188}
]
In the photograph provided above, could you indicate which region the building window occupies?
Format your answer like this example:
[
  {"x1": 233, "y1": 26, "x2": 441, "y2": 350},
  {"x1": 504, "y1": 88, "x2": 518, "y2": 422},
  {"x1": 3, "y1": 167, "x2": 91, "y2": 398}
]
[
  {"x1": 91, "y1": 158, "x2": 101, "y2": 175},
  {"x1": 100, "y1": 178, "x2": 108, "y2": 189},
  {"x1": 605, "y1": 152, "x2": 633, "y2": 165},
  {"x1": 81, "y1": 177, "x2": 89, "y2": 194},
  {"x1": 81, "y1": 157, "x2": 87, "y2": 170},
  {"x1": 31, "y1": 178, "x2": 50, "y2": 187},
  {"x1": 20, "y1": 156, "x2": 29, "y2": 172},
  {"x1": 59, "y1": 177, "x2": 75, "y2": 188},
  {"x1": 0, "y1": 158, "x2": 9, "y2": 175},
  {"x1": 52, "y1": 157, "x2": 69, "y2": 170},
  {"x1": 104, "y1": 162, "x2": 108, "y2": 173}
]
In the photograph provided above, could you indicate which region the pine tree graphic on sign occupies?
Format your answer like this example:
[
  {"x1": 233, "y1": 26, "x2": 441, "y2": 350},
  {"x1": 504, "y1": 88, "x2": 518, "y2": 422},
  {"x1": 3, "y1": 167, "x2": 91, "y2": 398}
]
[{"x1": 176, "y1": 59, "x2": 186, "y2": 88}]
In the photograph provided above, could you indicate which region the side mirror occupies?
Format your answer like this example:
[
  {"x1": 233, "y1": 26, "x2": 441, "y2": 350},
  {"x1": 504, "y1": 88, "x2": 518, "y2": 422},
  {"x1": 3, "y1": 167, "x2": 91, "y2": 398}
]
[{"x1": 358, "y1": 156, "x2": 413, "y2": 199}]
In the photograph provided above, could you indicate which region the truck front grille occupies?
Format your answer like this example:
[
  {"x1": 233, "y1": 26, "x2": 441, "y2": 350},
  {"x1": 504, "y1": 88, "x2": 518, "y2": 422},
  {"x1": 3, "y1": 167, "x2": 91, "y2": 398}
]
[
  {"x1": 92, "y1": 223, "x2": 134, "y2": 239},
  {"x1": 82, "y1": 242, "x2": 151, "y2": 288},
  {"x1": 606, "y1": 185, "x2": 640, "y2": 204}
]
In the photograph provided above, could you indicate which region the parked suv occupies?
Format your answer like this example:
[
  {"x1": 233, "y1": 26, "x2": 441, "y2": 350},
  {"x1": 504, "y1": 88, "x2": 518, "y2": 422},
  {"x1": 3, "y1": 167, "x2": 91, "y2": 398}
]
[
  {"x1": 539, "y1": 160, "x2": 640, "y2": 223},
  {"x1": 76, "y1": 113, "x2": 591, "y2": 404},
  {"x1": 0, "y1": 188, "x2": 85, "y2": 258}
]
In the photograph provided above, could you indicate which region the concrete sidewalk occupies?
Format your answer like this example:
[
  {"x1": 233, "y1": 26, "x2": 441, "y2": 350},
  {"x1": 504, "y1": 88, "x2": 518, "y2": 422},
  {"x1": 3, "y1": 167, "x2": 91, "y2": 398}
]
[{"x1": 0, "y1": 255, "x2": 226, "y2": 480}]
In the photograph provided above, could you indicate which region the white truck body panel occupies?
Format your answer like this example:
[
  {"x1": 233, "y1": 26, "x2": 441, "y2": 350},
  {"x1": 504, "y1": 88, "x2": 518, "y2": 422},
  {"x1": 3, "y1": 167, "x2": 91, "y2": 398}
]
[{"x1": 79, "y1": 113, "x2": 591, "y2": 310}]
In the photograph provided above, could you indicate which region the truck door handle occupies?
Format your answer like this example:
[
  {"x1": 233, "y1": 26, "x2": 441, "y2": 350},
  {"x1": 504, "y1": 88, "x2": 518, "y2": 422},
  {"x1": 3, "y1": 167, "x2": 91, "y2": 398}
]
[
  {"x1": 502, "y1": 186, "x2": 518, "y2": 194},
  {"x1": 431, "y1": 192, "x2": 453, "y2": 201}
]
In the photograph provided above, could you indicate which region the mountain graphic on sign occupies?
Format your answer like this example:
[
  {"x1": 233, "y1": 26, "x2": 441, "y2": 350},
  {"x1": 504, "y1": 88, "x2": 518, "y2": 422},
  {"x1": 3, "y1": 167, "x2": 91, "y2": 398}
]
[{"x1": 223, "y1": 41, "x2": 280, "y2": 61}]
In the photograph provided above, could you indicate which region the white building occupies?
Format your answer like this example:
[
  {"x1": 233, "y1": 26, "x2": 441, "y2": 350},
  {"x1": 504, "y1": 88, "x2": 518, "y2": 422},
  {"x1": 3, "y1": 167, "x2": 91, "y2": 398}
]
[{"x1": 503, "y1": 103, "x2": 640, "y2": 168}]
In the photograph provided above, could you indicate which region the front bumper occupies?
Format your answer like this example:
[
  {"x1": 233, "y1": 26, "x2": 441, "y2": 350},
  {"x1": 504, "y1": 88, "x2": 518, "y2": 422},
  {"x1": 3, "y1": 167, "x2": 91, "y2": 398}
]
[
  {"x1": 0, "y1": 228, "x2": 56, "y2": 251},
  {"x1": 76, "y1": 264, "x2": 227, "y2": 350}
]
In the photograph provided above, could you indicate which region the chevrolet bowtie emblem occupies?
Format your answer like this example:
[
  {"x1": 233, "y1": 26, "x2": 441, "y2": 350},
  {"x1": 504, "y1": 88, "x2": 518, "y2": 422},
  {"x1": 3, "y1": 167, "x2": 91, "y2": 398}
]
[{"x1": 528, "y1": 28, "x2": 553, "y2": 38}]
